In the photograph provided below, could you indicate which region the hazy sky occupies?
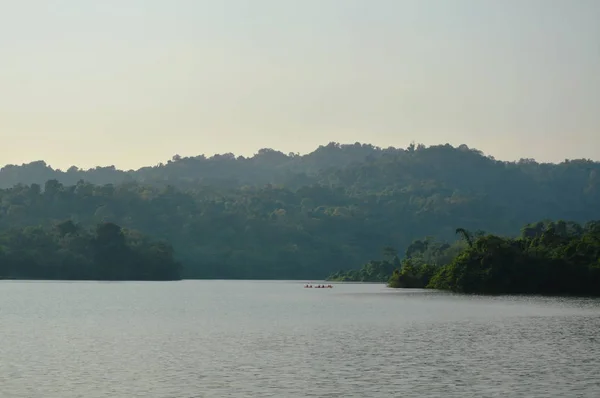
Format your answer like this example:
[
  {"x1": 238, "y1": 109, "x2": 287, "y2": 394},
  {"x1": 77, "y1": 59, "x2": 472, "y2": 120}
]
[{"x1": 1, "y1": 0, "x2": 599, "y2": 170}]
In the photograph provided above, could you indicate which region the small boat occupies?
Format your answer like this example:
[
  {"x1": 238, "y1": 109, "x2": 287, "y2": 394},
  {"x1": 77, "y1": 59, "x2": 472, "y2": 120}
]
[{"x1": 304, "y1": 284, "x2": 333, "y2": 288}]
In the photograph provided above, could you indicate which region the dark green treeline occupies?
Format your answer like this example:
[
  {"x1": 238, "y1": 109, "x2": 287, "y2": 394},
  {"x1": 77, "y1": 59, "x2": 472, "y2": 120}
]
[
  {"x1": 331, "y1": 220, "x2": 600, "y2": 296},
  {"x1": 0, "y1": 221, "x2": 181, "y2": 280}
]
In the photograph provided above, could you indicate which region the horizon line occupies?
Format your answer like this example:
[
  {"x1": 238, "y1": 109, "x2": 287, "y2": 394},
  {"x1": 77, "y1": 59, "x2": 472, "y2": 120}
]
[{"x1": 2, "y1": 141, "x2": 598, "y2": 172}]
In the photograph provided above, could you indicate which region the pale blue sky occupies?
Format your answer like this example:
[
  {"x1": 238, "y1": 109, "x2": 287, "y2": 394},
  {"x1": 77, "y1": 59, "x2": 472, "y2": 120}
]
[{"x1": 1, "y1": 0, "x2": 599, "y2": 169}]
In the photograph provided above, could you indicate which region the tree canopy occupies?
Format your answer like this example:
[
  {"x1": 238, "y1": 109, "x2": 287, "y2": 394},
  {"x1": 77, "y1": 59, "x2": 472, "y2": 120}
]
[
  {"x1": 428, "y1": 220, "x2": 600, "y2": 295},
  {"x1": 0, "y1": 142, "x2": 598, "y2": 280},
  {"x1": 332, "y1": 220, "x2": 600, "y2": 296},
  {"x1": 0, "y1": 221, "x2": 181, "y2": 280}
]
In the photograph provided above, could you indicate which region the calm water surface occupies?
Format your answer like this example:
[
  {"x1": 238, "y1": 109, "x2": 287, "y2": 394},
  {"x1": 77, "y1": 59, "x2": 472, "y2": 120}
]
[{"x1": 1, "y1": 280, "x2": 599, "y2": 397}]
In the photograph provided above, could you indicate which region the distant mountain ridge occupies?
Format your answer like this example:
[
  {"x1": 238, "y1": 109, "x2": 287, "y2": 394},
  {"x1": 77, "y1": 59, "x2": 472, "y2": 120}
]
[
  {"x1": 0, "y1": 142, "x2": 391, "y2": 188},
  {"x1": 1, "y1": 142, "x2": 598, "y2": 190}
]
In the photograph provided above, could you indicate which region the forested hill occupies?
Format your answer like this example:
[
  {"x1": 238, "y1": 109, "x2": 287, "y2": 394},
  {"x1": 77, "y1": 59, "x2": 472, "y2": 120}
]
[
  {"x1": 0, "y1": 142, "x2": 389, "y2": 189},
  {"x1": 0, "y1": 142, "x2": 599, "y2": 279},
  {"x1": 3, "y1": 142, "x2": 598, "y2": 192}
]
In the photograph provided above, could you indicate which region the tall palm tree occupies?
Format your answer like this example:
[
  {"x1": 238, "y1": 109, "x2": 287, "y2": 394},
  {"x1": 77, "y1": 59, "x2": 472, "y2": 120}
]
[{"x1": 455, "y1": 228, "x2": 473, "y2": 248}]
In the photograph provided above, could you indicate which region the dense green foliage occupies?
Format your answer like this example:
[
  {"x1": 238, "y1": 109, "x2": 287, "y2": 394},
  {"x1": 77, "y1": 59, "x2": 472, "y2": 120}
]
[
  {"x1": 1, "y1": 142, "x2": 599, "y2": 279},
  {"x1": 429, "y1": 221, "x2": 600, "y2": 295},
  {"x1": 334, "y1": 220, "x2": 600, "y2": 296},
  {"x1": 0, "y1": 221, "x2": 181, "y2": 280},
  {"x1": 328, "y1": 238, "x2": 466, "y2": 284}
]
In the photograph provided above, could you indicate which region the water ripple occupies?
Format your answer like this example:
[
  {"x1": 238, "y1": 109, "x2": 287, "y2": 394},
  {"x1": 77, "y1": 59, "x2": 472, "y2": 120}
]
[{"x1": 0, "y1": 281, "x2": 599, "y2": 397}]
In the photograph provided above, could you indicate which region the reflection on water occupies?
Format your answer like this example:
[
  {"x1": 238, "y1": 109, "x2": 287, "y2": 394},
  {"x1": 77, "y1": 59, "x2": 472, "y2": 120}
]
[{"x1": 0, "y1": 281, "x2": 599, "y2": 397}]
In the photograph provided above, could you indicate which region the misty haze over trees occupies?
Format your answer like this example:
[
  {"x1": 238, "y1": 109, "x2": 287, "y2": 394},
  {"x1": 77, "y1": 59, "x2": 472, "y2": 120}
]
[{"x1": 0, "y1": 142, "x2": 598, "y2": 280}]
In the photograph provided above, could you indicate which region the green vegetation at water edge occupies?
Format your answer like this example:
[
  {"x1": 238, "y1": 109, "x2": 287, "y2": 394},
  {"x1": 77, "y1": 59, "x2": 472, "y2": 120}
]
[
  {"x1": 0, "y1": 221, "x2": 181, "y2": 280},
  {"x1": 332, "y1": 220, "x2": 600, "y2": 296},
  {"x1": 327, "y1": 246, "x2": 402, "y2": 282},
  {"x1": 0, "y1": 142, "x2": 599, "y2": 279},
  {"x1": 327, "y1": 236, "x2": 467, "y2": 283},
  {"x1": 428, "y1": 221, "x2": 600, "y2": 295}
]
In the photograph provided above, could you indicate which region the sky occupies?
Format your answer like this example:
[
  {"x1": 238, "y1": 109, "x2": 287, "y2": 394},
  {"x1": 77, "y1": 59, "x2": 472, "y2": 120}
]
[{"x1": 1, "y1": 0, "x2": 599, "y2": 170}]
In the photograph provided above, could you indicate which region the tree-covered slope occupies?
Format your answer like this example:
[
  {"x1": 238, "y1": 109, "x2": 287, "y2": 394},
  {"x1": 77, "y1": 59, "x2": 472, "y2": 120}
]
[
  {"x1": 0, "y1": 143, "x2": 598, "y2": 279},
  {"x1": 0, "y1": 221, "x2": 181, "y2": 280}
]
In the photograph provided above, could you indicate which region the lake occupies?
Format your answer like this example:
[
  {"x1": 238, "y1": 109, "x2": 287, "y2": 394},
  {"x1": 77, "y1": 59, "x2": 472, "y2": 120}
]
[{"x1": 1, "y1": 280, "x2": 599, "y2": 397}]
